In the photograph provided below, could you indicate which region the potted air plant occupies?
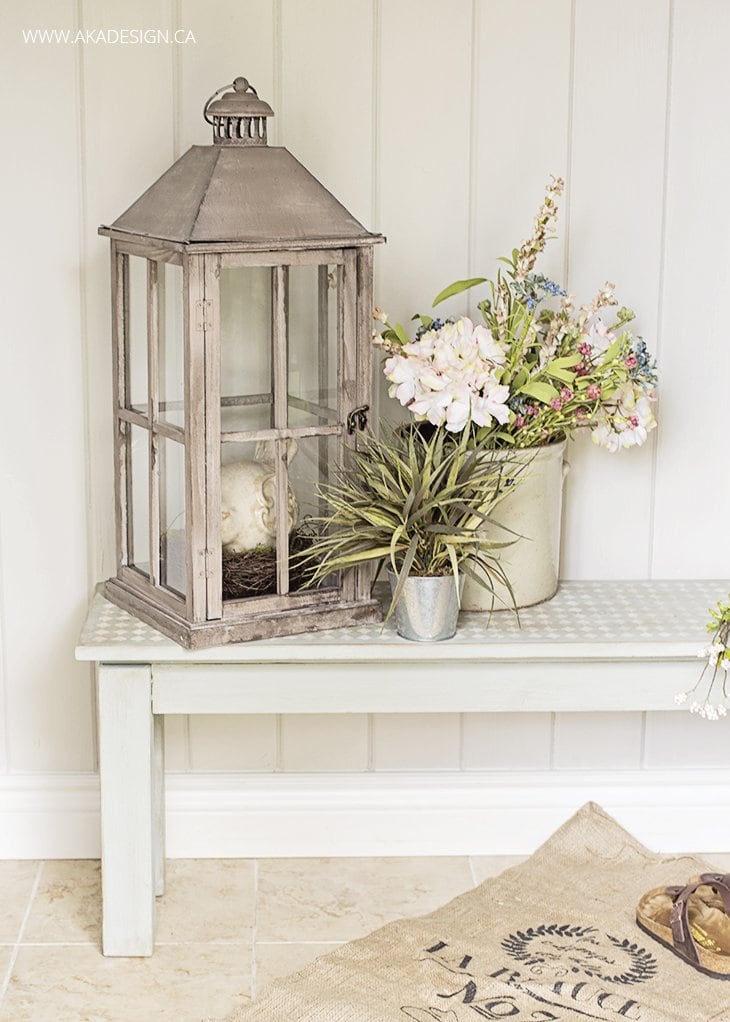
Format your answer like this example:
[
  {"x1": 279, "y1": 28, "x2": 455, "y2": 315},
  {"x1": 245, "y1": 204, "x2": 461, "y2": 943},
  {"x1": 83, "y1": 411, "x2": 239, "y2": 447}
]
[
  {"x1": 298, "y1": 421, "x2": 520, "y2": 641},
  {"x1": 374, "y1": 176, "x2": 659, "y2": 610}
]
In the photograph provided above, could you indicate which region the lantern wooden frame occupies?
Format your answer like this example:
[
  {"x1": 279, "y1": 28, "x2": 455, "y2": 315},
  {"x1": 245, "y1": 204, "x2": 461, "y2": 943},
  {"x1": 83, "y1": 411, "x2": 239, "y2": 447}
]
[{"x1": 99, "y1": 78, "x2": 384, "y2": 648}]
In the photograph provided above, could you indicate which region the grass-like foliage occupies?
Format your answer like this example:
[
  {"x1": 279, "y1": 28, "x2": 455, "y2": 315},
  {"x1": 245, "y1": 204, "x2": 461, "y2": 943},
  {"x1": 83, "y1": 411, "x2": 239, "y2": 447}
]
[{"x1": 297, "y1": 421, "x2": 521, "y2": 619}]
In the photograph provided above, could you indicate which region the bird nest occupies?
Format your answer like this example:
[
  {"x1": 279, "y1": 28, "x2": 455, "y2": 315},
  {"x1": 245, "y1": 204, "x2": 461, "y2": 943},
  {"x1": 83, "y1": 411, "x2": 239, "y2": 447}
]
[{"x1": 222, "y1": 529, "x2": 318, "y2": 601}]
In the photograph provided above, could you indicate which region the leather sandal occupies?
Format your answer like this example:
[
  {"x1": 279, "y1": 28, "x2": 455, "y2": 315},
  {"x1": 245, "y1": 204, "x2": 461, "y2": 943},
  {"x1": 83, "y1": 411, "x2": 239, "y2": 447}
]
[{"x1": 636, "y1": 873, "x2": 730, "y2": 979}]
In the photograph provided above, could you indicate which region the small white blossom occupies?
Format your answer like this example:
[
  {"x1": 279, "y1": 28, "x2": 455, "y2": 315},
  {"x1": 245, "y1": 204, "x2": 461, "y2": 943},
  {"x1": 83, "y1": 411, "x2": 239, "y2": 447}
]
[
  {"x1": 373, "y1": 308, "x2": 388, "y2": 323},
  {"x1": 708, "y1": 642, "x2": 726, "y2": 667},
  {"x1": 674, "y1": 691, "x2": 688, "y2": 706}
]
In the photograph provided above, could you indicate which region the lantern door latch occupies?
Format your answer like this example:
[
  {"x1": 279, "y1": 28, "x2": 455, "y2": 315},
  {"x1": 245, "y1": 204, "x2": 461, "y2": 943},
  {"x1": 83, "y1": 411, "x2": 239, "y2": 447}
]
[{"x1": 346, "y1": 405, "x2": 369, "y2": 434}]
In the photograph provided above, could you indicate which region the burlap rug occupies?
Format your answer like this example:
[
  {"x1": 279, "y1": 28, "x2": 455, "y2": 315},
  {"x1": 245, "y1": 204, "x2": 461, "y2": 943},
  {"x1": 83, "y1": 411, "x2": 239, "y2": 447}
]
[{"x1": 225, "y1": 803, "x2": 730, "y2": 1022}]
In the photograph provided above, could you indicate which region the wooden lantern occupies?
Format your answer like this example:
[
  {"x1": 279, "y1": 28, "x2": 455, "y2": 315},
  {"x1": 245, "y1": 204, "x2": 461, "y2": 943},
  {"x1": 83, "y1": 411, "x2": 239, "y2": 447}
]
[{"x1": 99, "y1": 77, "x2": 384, "y2": 648}]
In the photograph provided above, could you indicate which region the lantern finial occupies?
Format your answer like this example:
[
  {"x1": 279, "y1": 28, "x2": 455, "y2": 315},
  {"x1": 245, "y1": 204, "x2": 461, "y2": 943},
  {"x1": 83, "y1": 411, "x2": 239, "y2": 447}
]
[{"x1": 204, "y1": 76, "x2": 274, "y2": 146}]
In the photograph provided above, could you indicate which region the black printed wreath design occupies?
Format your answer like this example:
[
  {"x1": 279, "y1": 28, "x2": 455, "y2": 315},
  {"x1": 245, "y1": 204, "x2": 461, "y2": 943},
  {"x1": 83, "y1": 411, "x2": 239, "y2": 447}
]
[{"x1": 501, "y1": 924, "x2": 658, "y2": 986}]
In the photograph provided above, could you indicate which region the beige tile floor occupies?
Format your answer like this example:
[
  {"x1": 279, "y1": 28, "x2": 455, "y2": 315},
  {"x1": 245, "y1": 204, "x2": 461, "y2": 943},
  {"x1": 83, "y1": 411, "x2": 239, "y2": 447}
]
[{"x1": 1, "y1": 851, "x2": 729, "y2": 1022}]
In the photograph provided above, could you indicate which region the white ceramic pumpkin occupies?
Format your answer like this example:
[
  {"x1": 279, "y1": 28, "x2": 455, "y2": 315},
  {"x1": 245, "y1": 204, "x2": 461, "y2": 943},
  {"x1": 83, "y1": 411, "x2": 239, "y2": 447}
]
[{"x1": 220, "y1": 441, "x2": 299, "y2": 555}]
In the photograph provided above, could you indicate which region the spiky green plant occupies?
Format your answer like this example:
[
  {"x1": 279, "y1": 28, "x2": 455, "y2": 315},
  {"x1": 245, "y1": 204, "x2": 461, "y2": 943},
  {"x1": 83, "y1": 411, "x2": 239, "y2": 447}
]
[{"x1": 297, "y1": 422, "x2": 521, "y2": 619}]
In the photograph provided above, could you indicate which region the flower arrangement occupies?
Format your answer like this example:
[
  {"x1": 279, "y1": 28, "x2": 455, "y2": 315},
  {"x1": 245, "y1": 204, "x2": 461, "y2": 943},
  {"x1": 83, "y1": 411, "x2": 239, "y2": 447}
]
[
  {"x1": 374, "y1": 176, "x2": 658, "y2": 452},
  {"x1": 297, "y1": 421, "x2": 519, "y2": 618},
  {"x1": 675, "y1": 596, "x2": 730, "y2": 720}
]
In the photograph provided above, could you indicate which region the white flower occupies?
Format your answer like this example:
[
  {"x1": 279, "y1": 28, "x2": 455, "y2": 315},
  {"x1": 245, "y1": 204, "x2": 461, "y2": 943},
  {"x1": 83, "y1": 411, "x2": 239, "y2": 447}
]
[
  {"x1": 384, "y1": 356, "x2": 418, "y2": 406},
  {"x1": 444, "y1": 394, "x2": 471, "y2": 432},
  {"x1": 471, "y1": 385, "x2": 511, "y2": 427},
  {"x1": 591, "y1": 382, "x2": 656, "y2": 452},
  {"x1": 382, "y1": 317, "x2": 510, "y2": 432},
  {"x1": 674, "y1": 691, "x2": 688, "y2": 705},
  {"x1": 709, "y1": 642, "x2": 726, "y2": 667},
  {"x1": 591, "y1": 418, "x2": 621, "y2": 453},
  {"x1": 719, "y1": 704, "x2": 728, "y2": 717},
  {"x1": 373, "y1": 308, "x2": 388, "y2": 323},
  {"x1": 586, "y1": 318, "x2": 616, "y2": 354},
  {"x1": 474, "y1": 324, "x2": 507, "y2": 365}
]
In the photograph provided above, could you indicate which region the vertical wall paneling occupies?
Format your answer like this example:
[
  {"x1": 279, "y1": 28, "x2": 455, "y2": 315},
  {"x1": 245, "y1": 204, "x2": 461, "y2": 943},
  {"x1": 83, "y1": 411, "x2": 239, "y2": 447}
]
[
  {"x1": 644, "y1": 712, "x2": 730, "y2": 769},
  {"x1": 189, "y1": 716, "x2": 278, "y2": 772},
  {"x1": 373, "y1": 714, "x2": 462, "y2": 771},
  {"x1": 277, "y1": 0, "x2": 375, "y2": 769},
  {"x1": 0, "y1": 0, "x2": 94, "y2": 771},
  {"x1": 471, "y1": 0, "x2": 573, "y2": 288},
  {"x1": 1, "y1": 0, "x2": 728, "y2": 801},
  {"x1": 376, "y1": 0, "x2": 474, "y2": 355},
  {"x1": 80, "y1": 0, "x2": 178, "y2": 764},
  {"x1": 560, "y1": 0, "x2": 670, "y2": 580},
  {"x1": 651, "y1": 0, "x2": 730, "y2": 578},
  {"x1": 552, "y1": 712, "x2": 644, "y2": 770},
  {"x1": 280, "y1": 714, "x2": 369, "y2": 772},
  {"x1": 462, "y1": 713, "x2": 552, "y2": 772},
  {"x1": 280, "y1": 0, "x2": 374, "y2": 228}
]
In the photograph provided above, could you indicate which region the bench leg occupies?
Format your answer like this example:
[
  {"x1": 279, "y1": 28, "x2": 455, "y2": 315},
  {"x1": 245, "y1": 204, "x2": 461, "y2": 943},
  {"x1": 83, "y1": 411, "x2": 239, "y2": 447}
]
[{"x1": 98, "y1": 664, "x2": 155, "y2": 956}]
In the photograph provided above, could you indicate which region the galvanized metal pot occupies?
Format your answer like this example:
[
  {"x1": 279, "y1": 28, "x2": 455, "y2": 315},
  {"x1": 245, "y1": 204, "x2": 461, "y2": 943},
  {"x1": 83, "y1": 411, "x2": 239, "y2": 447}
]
[
  {"x1": 388, "y1": 572, "x2": 463, "y2": 641},
  {"x1": 462, "y1": 440, "x2": 569, "y2": 612}
]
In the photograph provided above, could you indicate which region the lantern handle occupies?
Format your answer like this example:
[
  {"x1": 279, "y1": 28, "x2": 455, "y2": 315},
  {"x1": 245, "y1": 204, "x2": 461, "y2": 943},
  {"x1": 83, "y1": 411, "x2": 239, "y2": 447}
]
[{"x1": 203, "y1": 77, "x2": 259, "y2": 124}]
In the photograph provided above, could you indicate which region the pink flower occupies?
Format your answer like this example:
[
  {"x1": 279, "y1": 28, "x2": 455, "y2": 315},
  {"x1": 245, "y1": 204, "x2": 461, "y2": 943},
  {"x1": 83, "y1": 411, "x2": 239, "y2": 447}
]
[
  {"x1": 560, "y1": 387, "x2": 573, "y2": 401},
  {"x1": 575, "y1": 363, "x2": 589, "y2": 377},
  {"x1": 526, "y1": 403, "x2": 538, "y2": 417},
  {"x1": 586, "y1": 383, "x2": 602, "y2": 400},
  {"x1": 578, "y1": 341, "x2": 592, "y2": 357},
  {"x1": 625, "y1": 353, "x2": 638, "y2": 369},
  {"x1": 550, "y1": 397, "x2": 563, "y2": 411},
  {"x1": 515, "y1": 414, "x2": 526, "y2": 429}
]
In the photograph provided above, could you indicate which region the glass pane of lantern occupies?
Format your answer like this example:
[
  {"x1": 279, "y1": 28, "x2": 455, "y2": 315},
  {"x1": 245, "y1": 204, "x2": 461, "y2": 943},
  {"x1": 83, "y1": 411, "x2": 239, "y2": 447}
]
[
  {"x1": 219, "y1": 266, "x2": 272, "y2": 433},
  {"x1": 159, "y1": 262, "x2": 185, "y2": 430},
  {"x1": 287, "y1": 265, "x2": 339, "y2": 428},
  {"x1": 220, "y1": 441, "x2": 282, "y2": 601},
  {"x1": 126, "y1": 255, "x2": 149, "y2": 416},
  {"x1": 127, "y1": 423, "x2": 150, "y2": 576},
  {"x1": 288, "y1": 433, "x2": 340, "y2": 592},
  {"x1": 159, "y1": 436, "x2": 186, "y2": 596}
]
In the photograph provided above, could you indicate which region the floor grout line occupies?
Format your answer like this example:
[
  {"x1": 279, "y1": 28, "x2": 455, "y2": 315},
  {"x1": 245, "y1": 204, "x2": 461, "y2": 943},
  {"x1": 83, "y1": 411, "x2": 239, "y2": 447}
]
[
  {"x1": 251, "y1": 859, "x2": 259, "y2": 1001},
  {"x1": 467, "y1": 856, "x2": 478, "y2": 887},
  {"x1": 0, "y1": 861, "x2": 43, "y2": 1006},
  {"x1": 255, "y1": 940, "x2": 342, "y2": 947}
]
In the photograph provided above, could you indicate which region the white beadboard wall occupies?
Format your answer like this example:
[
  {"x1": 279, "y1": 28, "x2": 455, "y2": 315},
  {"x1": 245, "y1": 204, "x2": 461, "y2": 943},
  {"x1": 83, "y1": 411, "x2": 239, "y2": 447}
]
[{"x1": 1, "y1": 0, "x2": 730, "y2": 856}]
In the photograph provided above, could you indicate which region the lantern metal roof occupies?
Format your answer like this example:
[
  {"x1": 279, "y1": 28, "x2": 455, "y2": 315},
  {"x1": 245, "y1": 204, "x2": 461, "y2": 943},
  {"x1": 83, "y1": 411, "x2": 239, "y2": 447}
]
[{"x1": 100, "y1": 76, "x2": 383, "y2": 250}]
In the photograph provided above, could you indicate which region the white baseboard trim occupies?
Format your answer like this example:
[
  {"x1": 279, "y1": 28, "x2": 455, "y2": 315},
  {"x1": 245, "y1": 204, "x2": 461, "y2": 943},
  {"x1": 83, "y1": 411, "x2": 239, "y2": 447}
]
[{"x1": 1, "y1": 770, "x2": 729, "y2": 858}]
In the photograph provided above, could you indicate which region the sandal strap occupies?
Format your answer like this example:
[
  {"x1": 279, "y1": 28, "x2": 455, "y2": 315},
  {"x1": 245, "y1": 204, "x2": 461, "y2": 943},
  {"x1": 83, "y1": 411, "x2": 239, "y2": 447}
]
[{"x1": 669, "y1": 873, "x2": 730, "y2": 964}]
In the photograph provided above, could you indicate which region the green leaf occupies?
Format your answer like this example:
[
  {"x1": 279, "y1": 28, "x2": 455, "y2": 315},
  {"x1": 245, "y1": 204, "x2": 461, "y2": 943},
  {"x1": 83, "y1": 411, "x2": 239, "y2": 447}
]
[
  {"x1": 411, "y1": 313, "x2": 433, "y2": 330},
  {"x1": 432, "y1": 277, "x2": 487, "y2": 308},
  {"x1": 601, "y1": 338, "x2": 622, "y2": 365},
  {"x1": 518, "y1": 380, "x2": 560, "y2": 404},
  {"x1": 512, "y1": 367, "x2": 530, "y2": 390},
  {"x1": 544, "y1": 366, "x2": 576, "y2": 384},
  {"x1": 392, "y1": 321, "x2": 411, "y2": 347},
  {"x1": 548, "y1": 353, "x2": 582, "y2": 368}
]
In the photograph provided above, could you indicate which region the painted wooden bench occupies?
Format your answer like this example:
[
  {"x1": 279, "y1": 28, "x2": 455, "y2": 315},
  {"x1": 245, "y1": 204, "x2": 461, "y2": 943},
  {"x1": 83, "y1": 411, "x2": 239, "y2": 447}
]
[{"x1": 76, "y1": 580, "x2": 720, "y2": 956}]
